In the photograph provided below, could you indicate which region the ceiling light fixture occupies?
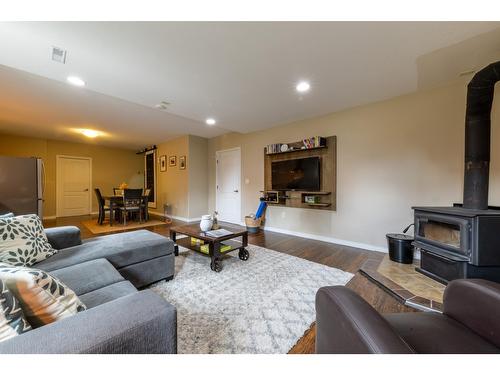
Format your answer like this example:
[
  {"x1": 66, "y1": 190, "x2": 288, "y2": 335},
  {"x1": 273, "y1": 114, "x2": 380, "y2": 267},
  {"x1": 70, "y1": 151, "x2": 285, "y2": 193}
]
[
  {"x1": 80, "y1": 129, "x2": 100, "y2": 138},
  {"x1": 67, "y1": 76, "x2": 86, "y2": 87},
  {"x1": 206, "y1": 118, "x2": 216, "y2": 126},
  {"x1": 296, "y1": 81, "x2": 311, "y2": 93}
]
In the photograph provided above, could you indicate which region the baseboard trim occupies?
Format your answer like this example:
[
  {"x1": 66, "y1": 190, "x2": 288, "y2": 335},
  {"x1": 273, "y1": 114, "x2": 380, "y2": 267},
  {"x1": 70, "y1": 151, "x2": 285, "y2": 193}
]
[
  {"x1": 171, "y1": 215, "x2": 201, "y2": 223},
  {"x1": 263, "y1": 225, "x2": 387, "y2": 253},
  {"x1": 149, "y1": 211, "x2": 201, "y2": 223},
  {"x1": 45, "y1": 211, "x2": 99, "y2": 220}
]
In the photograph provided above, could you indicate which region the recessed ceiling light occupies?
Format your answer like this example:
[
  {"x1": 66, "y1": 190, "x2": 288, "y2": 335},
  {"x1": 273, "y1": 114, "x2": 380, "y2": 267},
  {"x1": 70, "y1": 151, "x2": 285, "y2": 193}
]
[
  {"x1": 296, "y1": 81, "x2": 311, "y2": 93},
  {"x1": 206, "y1": 118, "x2": 216, "y2": 126},
  {"x1": 67, "y1": 76, "x2": 86, "y2": 87},
  {"x1": 80, "y1": 129, "x2": 100, "y2": 138}
]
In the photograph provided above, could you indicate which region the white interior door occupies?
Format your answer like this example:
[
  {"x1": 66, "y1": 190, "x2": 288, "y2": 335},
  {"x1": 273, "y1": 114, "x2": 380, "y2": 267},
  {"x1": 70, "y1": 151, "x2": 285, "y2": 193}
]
[
  {"x1": 56, "y1": 156, "x2": 92, "y2": 217},
  {"x1": 216, "y1": 148, "x2": 241, "y2": 224}
]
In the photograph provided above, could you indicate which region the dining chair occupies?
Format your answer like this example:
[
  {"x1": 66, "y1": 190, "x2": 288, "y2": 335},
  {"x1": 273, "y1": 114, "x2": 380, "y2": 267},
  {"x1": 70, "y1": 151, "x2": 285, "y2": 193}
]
[
  {"x1": 118, "y1": 188, "x2": 143, "y2": 225},
  {"x1": 142, "y1": 188, "x2": 151, "y2": 221},
  {"x1": 113, "y1": 188, "x2": 124, "y2": 196},
  {"x1": 94, "y1": 188, "x2": 111, "y2": 225}
]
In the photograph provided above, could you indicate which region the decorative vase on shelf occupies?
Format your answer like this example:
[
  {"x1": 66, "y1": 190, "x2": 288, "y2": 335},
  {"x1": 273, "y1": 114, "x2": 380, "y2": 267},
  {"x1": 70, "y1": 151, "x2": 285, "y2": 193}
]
[{"x1": 200, "y1": 215, "x2": 213, "y2": 232}]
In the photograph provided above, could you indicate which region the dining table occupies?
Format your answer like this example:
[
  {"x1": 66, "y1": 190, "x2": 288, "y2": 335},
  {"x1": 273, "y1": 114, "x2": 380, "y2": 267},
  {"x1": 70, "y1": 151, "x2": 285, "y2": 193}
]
[{"x1": 102, "y1": 194, "x2": 150, "y2": 226}]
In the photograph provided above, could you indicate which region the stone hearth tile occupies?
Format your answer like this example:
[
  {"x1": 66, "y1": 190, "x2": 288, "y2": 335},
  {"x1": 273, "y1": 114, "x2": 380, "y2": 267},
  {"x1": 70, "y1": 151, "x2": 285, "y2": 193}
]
[{"x1": 362, "y1": 255, "x2": 445, "y2": 312}]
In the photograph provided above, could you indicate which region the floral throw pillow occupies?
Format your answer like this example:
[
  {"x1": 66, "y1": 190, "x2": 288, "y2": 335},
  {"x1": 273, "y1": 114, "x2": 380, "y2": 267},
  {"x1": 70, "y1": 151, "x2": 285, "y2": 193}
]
[
  {"x1": 0, "y1": 214, "x2": 58, "y2": 267},
  {"x1": 0, "y1": 278, "x2": 32, "y2": 342},
  {"x1": 0, "y1": 263, "x2": 86, "y2": 328}
]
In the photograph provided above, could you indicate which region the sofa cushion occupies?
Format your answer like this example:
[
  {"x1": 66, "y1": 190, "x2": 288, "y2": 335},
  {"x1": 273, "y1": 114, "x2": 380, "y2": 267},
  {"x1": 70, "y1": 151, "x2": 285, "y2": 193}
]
[
  {"x1": 0, "y1": 279, "x2": 32, "y2": 342},
  {"x1": 44, "y1": 226, "x2": 82, "y2": 250},
  {"x1": 50, "y1": 259, "x2": 125, "y2": 296},
  {"x1": 36, "y1": 230, "x2": 174, "y2": 272},
  {"x1": 0, "y1": 214, "x2": 57, "y2": 266},
  {"x1": 384, "y1": 312, "x2": 500, "y2": 354},
  {"x1": 78, "y1": 281, "x2": 137, "y2": 309},
  {"x1": 0, "y1": 262, "x2": 86, "y2": 328}
]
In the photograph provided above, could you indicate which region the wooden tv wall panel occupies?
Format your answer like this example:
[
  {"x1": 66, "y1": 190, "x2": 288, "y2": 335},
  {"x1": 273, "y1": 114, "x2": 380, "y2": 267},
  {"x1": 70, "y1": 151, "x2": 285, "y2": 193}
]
[{"x1": 263, "y1": 136, "x2": 336, "y2": 211}]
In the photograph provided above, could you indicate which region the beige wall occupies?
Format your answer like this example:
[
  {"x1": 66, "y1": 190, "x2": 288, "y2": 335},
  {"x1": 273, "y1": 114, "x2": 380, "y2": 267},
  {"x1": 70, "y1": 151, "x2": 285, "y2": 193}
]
[
  {"x1": 0, "y1": 133, "x2": 144, "y2": 217},
  {"x1": 152, "y1": 135, "x2": 208, "y2": 220},
  {"x1": 188, "y1": 135, "x2": 209, "y2": 218},
  {"x1": 208, "y1": 78, "x2": 500, "y2": 251},
  {"x1": 153, "y1": 136, "x2": 190, "y2": 218}
]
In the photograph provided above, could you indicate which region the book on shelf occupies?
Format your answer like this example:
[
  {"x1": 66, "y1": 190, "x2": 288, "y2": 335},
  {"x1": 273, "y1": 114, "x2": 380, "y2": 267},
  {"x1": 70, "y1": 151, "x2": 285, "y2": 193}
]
[
  {"x1": 302, "y1": 136, "x2": 324, "y2": 149},
  {"x1": 265, "y1": 143, "x2": 283, "y2": 154},
  {"x1": 266, "y1": 136, "x2": 325, "y2": 154}
]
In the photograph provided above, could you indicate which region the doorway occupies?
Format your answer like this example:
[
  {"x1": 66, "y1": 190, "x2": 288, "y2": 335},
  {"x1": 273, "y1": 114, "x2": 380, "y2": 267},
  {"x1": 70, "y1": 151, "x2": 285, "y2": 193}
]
[
  {"x1": 56, "y1": 155, "x2": 92, "y2": 217},
  {"x1": 144, "y1": 149, "x2": 157, "y2": 208},
  {"x1": 216, "y1": 148, "x2": 241, "y2": 224}
]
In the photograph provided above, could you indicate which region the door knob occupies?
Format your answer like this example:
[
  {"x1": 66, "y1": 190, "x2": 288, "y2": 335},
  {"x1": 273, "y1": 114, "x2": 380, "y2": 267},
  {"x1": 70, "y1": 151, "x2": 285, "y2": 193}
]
[
  {"x1": 234, "y1": 190, "x2": 239, "y2": 193},
  {"x1": 83, "y1": 188, "x2": 89, "y2": 192}
]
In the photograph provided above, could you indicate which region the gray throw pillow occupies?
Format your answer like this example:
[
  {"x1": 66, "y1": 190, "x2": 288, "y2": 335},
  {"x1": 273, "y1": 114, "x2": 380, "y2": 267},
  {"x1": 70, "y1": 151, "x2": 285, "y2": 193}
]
[
  {"x1": 0, "y1": 278, "x2": 32, "y2": 342},
  {"x1": 0, "y1": 214, "x2": 58, "y2": 266}
]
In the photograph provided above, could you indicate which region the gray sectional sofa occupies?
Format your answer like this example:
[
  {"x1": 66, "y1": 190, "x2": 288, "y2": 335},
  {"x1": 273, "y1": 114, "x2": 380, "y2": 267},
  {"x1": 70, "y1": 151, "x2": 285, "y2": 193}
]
[{"x1": 0, "y1": 226, "x2": 177, "y2": 354}]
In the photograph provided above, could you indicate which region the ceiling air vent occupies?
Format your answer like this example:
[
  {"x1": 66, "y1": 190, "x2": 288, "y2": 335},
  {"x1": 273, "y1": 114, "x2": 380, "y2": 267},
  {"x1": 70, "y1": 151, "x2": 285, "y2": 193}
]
[
  {"x1": 154, "y1": 101, "x2": 170, "y2": 110},
  {"x1": 51, "y1": 46, "x2": 67, "y2": 64}
]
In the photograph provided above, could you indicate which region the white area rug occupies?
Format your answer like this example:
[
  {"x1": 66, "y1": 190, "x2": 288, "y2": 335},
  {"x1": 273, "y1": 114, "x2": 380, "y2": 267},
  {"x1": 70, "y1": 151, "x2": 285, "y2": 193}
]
[{"x1": 149, "y1": 243, "x2": 353, "y2": 354}]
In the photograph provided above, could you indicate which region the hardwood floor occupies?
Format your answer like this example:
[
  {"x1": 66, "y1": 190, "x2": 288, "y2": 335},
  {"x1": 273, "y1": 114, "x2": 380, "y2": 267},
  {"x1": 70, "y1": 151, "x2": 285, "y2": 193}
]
[{"x1": 44, "y1": 214, "x2": 415, "y2": 354}]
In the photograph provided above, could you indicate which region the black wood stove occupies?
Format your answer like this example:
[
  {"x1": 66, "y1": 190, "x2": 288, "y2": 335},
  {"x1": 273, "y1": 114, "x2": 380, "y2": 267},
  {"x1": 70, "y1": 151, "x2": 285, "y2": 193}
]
[
  {"x1": 413, "y1": 61, "x2": 500, "y2": 284},
  {"x1": 413, "y1": 205, "x2": 500, "y2": 283}
]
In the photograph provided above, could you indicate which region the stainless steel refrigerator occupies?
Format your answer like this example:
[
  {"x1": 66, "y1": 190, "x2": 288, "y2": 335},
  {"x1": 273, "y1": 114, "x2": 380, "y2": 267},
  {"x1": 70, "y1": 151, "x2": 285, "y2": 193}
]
[{"x1": 0, "y1": 156, "x2": 45, "y2": 217}]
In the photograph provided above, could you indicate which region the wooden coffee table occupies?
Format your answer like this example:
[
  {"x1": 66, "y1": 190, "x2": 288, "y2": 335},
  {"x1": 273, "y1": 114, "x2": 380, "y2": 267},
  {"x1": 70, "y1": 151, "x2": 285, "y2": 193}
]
[{"x1": 169, "y1": 223, "x2": 249, "y2": 272}]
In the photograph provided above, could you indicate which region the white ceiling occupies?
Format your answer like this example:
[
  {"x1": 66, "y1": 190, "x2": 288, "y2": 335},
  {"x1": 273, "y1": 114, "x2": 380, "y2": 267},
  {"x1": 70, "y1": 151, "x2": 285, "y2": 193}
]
[{"x1": 0, "y1": 21, "x2": 499, "y2": 149}]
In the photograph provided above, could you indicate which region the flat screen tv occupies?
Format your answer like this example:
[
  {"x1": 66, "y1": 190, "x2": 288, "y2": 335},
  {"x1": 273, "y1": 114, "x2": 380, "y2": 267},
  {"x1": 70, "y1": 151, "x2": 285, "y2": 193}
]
[{"x1": 271, "y1": 157, "x2": 320, "y2": 191}]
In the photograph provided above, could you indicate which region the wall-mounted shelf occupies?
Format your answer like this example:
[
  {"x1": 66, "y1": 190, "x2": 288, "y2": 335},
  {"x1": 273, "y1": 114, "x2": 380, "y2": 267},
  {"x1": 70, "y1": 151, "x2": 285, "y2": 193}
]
[
  {"x1": 263, "y1": 136, "x2": 337, "y2": 211},
  {"x1": 261, "y1": 190, "x2": 287, "y2": 205},
  {"x1": 265, "y1": 136, "x2": 327, "y2": 155},
  {"x1": 305, "y1": 203, "x2": 331, "y2": 207},
  {"x1": 266, "y1": 145, "x2": 327, "y2": 155},
  {"x1": 300, "y1": 191, "x2": 331, "y2": 195}
]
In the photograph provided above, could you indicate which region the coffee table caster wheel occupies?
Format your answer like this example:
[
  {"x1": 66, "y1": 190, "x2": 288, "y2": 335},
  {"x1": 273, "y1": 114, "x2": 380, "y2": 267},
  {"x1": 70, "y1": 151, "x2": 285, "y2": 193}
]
[
  {"x1": 239, "y1": 248, "x2": 249, "y2": 261},
  {"x1": 210, "y1": 259, "x2": 222, "y2": 272}
]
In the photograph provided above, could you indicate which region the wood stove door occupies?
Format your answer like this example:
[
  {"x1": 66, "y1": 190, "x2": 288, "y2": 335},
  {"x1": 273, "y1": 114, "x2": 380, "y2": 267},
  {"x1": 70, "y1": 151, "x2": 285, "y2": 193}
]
[{"x1": 414, "y1": 213, "x2": 471, "y2": 257}]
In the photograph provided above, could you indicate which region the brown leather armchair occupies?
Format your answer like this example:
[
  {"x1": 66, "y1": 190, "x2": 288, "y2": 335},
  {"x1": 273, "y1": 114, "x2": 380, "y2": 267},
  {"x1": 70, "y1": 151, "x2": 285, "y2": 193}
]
[{"x1": 315, "y1": 279, "x2": 500, "y2": 353}]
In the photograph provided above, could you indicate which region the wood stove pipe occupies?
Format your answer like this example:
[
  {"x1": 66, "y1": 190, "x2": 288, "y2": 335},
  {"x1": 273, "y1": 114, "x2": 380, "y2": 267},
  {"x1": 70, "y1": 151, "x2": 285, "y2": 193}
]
[{"x1": 463, "y1": 61, "x2": 500, "y2": 210}]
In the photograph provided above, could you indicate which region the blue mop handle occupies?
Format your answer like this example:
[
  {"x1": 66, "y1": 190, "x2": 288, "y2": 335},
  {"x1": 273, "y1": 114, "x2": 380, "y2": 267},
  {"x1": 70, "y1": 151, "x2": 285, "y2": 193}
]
[{"x1": 255, "y1": 201, "x2": 267, "y2": 219}]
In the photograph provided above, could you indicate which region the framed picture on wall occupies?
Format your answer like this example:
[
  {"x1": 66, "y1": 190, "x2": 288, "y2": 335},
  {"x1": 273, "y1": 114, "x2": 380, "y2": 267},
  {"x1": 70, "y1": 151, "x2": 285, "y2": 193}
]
[
  {"x1": 169, "y1": 155, "x2": 177, "y2": 167},
  {"x1": 179, "y1": 155, "x2": 186, "y2": 170},
  {"x1": 160, "y1": 155, "x2": 167, "y2": 172}
]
